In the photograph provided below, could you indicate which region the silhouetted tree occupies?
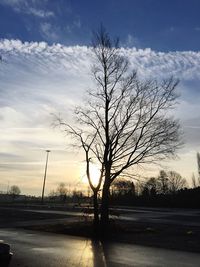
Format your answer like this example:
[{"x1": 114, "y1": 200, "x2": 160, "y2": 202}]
[
  {"x1": 197, "y1": 152, "x2": 200, "y2": 176},
  {"x1": 111, "y1": 179, "x2": 135, "y2": 196},
  {"x1": 143, "y1": 171, "x2": 186, "y2": 196},
  {"x1": 56, "y1": 182, "x2": 68, "y2": 202},
  {"x1": 9, "y1": 185, "x2": 21, "y2": 200},
  {"x1": 72, "y1": 190, "x2": 84, "y2": 205},
  {"x1": 191, "y1": 153, "x2": 200, "y2": 188},
  {"x1": 56, "y1": 26, "x2": 182, "y2": 232},
  {"x1": 143, "y1": 177, "x2": 158, "y2": 196},
  {"x1": 157, "y1": 170, "x2": 169, "y2": 194},
  {"x1": 167, "y1": 171, "x2": 187, "y2": 193},
  {"x1": 191, "y1": 173, "x2": 200, "y2": 188}
]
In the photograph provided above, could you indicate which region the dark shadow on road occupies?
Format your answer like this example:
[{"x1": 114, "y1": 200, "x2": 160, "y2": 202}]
[{"x1": 92, "y1": 240, "x2": 107, "y2": 267}]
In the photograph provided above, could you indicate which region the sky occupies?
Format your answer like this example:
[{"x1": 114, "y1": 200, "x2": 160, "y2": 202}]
[{"x1": 0, "y1": 0, "x2": 200, "y2": 195}]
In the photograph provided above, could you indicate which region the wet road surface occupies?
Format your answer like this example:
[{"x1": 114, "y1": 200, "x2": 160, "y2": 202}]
[{"x1": 1, "y1": 228, "x2": 200, "y2": 267}]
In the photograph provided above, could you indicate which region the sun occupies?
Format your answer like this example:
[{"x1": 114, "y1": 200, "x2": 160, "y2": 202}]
[{"x1": 81, "y1": 163, "x2": 101, "y2": 186}]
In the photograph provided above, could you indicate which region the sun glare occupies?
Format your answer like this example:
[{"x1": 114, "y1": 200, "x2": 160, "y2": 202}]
[{"x1": 81, "y1": 163, "x2": 101, "y2": 186}]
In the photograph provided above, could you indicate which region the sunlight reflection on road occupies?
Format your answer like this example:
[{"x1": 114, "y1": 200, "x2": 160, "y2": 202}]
[{"x1": 1, "y1": 228, "x2": 200, "y2": 267}]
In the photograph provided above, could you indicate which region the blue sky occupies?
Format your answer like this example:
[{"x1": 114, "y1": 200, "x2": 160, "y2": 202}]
[
  {"x1": 0, "y1": 0, "x2": 200, "y2": 51},
  {"x1": 0, "y1": 0, "x2": 200, "y2": 195}
]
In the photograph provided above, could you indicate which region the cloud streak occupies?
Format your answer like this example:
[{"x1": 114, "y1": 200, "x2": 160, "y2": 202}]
[
  {"x1": 1, "y1": 39, "x2": 200, "y2": 80},
  {"x1": 0, "y1": 0, "x2": 54, "y2": 18}
]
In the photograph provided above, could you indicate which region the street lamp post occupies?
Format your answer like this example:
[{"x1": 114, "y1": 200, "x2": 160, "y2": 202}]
[{"x1": 41, "y1": 150, "x2": 51, "y2": 204}]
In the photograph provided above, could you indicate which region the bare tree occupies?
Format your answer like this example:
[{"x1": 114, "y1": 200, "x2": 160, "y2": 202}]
[
  {"x1": 192, "y1": 173, "x2": 197, "y2": 188},
  {"x1": 143, "y1": 171, "x2": 186, "y2": 196},
  {"x1": 56, "y1": 182, "x2": 68, "y2": 202},
  {"x1": 111, "y1": 179, "x2": 135, "y2": 196},
  {"x1": 143, "y1": 177, "x2": 158, "y2": 196},
  {"x1": 157, "y1": 170, "x2": 169, "y2": 194},
  {"x1": 191, "y1": 173, "x2": 200, "y2": 188},
  {"x1": 197, "y1": 152, "x2": 200, "y2": 177},
  {"x1": 57, "y1": 26, "x2": 182, "y2": 230},
  {"x1": 191, "y1": 154, "x2": 200, "y2": 188},
  {"x1": 167, "y1": 171, "x2": 187, "y2": 193},
  {"x1": 9, "y1": 185, "x2": 21, "y2": 200}
]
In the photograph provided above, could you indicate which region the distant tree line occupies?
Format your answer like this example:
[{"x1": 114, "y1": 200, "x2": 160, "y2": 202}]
[
  {"x1": 46, "y1": 169, "x2": 200, "y2": 209},
  {"x1": 48, "y1": 182, "x2": 89, "y2": 205},
  {"x1": 1, "y1": 169, "x2": 200, "y2": 209},
  {"x1": 110, "y1": 170, "x2": 200, "y2": 208}
]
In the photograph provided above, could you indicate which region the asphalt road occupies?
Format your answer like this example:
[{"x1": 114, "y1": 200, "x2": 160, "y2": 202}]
[
  {"x1": 1, "y1": 205, "x2": 200, "y2": 227},
  {"x1": 115, "y1": 207, "x2": 200, "y2": 226},
  {"x1": 1, "y1": 228, "x2": 200, "y2": 267},
  {"x1": 0, "y1": 206, "x2": 200, "y2": 266}
]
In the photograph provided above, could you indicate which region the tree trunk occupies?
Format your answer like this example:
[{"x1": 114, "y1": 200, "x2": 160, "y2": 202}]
[
  {"x1": 93, "y1": 190, "x2": 99, "y2": 234},
  {"x1": 100, "y1": 181, "x2": 110, "y2": 230}
]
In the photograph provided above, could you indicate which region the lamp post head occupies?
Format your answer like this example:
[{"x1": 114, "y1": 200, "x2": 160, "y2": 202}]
[{"x1": 46, "y1": 150, "x2": 51, "y2": 153}]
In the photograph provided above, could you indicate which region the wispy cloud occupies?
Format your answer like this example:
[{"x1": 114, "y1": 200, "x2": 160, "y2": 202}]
[
  {"x1": 39, "y1": 18, "x2": 82, "y2": 43},
  {"x1": 39, "y1": 22, "x2": 59, "y2": 41},
  {"x1": 123, "y1": 34, "x2": 140, "y2": 48},
  {"x1": 0, "y1": 0, "x2": 83, "y2": 43},
  {"x1": 0, "y1": 0, "x2": 54, "y2": 18},
  {"x1": 27, "y1": 7, "x2": 54, "y2": 18}
]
